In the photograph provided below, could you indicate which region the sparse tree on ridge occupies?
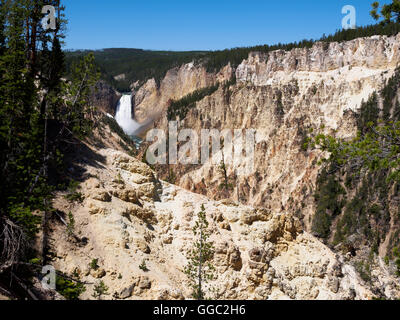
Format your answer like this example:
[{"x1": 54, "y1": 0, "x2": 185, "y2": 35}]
[{"x1": 184, "y1": 204, "x2": 216, "y2": 300}]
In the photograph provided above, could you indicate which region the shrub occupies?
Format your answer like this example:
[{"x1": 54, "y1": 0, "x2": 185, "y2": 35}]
[
  {"x1": 56, "y1": 275, "x2": 86, "y2": 300},
  {"x1": 66, "y1": 212, "x2": 75, "y2": 237},
  {"x1": 8, "y1": 204, "x2": 40, "y2": 238},
  {"x1": 89, "y1": 258, "x2": 99, "y2": 270},
  {"x1": 312, "y1": 168, "x2": 346, "y2": 239},
  {"x1": 393, "y1": 247, "x2": 400, "y2": 276},
  {"x1": 139, "y1": 259, "x2": 149, "y2": 272},
  {"x1": 64, "y1": 180, "x2": 84, "y2": 203}
]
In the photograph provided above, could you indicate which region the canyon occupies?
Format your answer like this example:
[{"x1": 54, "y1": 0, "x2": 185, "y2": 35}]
[
  {"x1": 132, "y1": 34, "x2": 400, "y2": 235},
  {"x1": 49, "y1": 148, "x2": 399, "y2": 300},
  {"x1": 58, "y1": 33, "x2": 400, "y2": 300}
]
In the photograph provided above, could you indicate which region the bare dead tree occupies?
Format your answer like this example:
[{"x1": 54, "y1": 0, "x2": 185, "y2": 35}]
[{"x1": 0, "y1": 217, "x2": 28, "y2": 274}]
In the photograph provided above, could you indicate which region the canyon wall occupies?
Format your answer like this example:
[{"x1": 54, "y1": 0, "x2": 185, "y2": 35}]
[
  {"x1": 46, "y1": 34, "x2": 400, "y2": 300},
  {"x1": 132, "y1": 63, "x2": 233, "y2": 123},
  {"x1": 140, "y1": 34, "x2": 400, "y2": 237},
  {"x1": 50, "y1": 148, "x2": 400, "y2": 300},
  {"x1": 91, "y1": 80, "x2": 122, "y2": 116}
]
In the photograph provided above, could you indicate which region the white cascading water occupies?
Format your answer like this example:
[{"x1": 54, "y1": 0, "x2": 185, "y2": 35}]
[{"x1": 114, "y1": 95, "x2": 140, "y2": 136}]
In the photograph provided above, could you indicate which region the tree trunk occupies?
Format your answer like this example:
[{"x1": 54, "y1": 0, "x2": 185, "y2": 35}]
[{"x1": 198, "y1": 228, "x2": 203, "y2": 300}]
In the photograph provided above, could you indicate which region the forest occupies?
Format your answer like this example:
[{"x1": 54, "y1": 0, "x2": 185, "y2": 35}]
[
  {"x1": 65, "y1": 21, "x2": 400, "y2": 92},
  {"x1": 0, "y1": 0, "x2": 99, "y2": 298}
]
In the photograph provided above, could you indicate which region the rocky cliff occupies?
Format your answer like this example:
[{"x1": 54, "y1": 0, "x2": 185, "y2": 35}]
[
  {"x1": 132, "y1": 63, "x2": 233, "y2": 123},
  {"x1": 90, "y1": 80, "x2": 122, "y2": 116},
  {"x1": 45, "y1": 34, "x2": 400, "y2": 300},
  {"x1": 142, "y1": 34, "x2": 400, "y2": 232},
  {"x1": 122, "y1": 34, "x2": 400, "y2": 290},
  {"x1": 49, "y1": 148, "x2": 400, "y2": 300}
]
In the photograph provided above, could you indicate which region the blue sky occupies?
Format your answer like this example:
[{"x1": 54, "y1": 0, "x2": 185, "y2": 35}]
[{"x1": 64, "y1": 0, "x2": 391, "y2": 51}]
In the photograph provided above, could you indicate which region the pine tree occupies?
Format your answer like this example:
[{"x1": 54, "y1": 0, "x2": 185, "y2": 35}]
[
  {"x1": 184, "y1": 204, "x2": 216, "y2": 300},
  {"x1": 64, "y1": 51, "x2": 100, "y2": 138},
  {"x1": 218, "y1": 138, "x2": 233, "y2": 191},
  {"x1": 371, "y1": 1, "x2": 400, "y2": 24},
  {"x1": 393, "y1": 247, "x2": 400, "y2": 276},
  {"x1": 92, "y1": 280, "x2": 109, "y2": 300},
  {"x1": 0, "y1": 0, "x2": 99, "y2": 279}
]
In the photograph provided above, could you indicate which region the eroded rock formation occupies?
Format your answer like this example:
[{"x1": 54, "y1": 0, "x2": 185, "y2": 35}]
[{"x1": 49, "y1": 149, "x2": 400, "y2": 300}]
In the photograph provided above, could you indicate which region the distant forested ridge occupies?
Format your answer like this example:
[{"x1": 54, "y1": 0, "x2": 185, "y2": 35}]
[
  {"x1": 65, "y1": 49, "x2": 208, "y2": 92},
  {"x1": 65, "y1": 22, "x2": 400, "y2": 92}
]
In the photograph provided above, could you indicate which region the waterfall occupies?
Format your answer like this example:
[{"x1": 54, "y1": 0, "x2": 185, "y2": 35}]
[{"x1": 115, "y1": 95, "x2": 140, "y2": 136}]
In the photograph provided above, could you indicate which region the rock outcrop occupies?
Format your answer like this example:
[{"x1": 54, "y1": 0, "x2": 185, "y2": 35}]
[
  {"x1": 132, "y1": 63, "x2": 233, "y2": 123},
  {"x1": 146, "y1": 34, "x2": 400, "y2": 236},
  {"x1": 124, "y1": 34, "x2": 400, "y2": 289},
  {"x1": 90, "y1": 80, "x2": 121, "y2": 116},
  {"x1": 49, "y1": 148, "x2": 400, "y2": 300},
  {"x1": 46, "y1": 34, "x2": 400, "y2": 300}
]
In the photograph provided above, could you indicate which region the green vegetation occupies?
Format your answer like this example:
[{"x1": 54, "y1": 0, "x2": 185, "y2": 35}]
[
  {"x1": 64, "y1": 180, "x2": 84, "y2": 203},
  {"x1": 64, "y1": 192, "x2": 84, "y2": 203},
  {"x1": 356, "y1": 93, "x2": 380, "y2": 134},
  {"x1": 166, "y1": 169, "x2": 177, "y2": 184},
  {"x1": 198, "y1": 22, "x2": 400, "y2": 73},
  {"x1": 66, "y1": 21, "x2": 400, "y2": 93},
  {"x1": 312, "y1": 167, "x2": 346, "y2": 239},
  {"x1": 56, "y1": 274, "x2": 86, "y2": 300},
  {"x1": 309, "y1": 7, "x2": 400, "y2": 249},
  {"x1": 92, "y1": 280, "x2": 109, "y2": 300},
  {"x1": 66, "y1": 211, "x2": 75, "y2": 238},
  {"x1": 89, "y1": 258, "x2": 99, "y2": 271},
  {"x1": 311, "y1": 65, "x2": 400, "y2": 254},
  {"x1": 355, "y1": 260, "x2": 372, "y2": 283},
  {"x1": 371, "y1": 1, "x2": 400, "y2": 23},
  {"x1": 218, "y1": 159, "x2": 234, "y2": 191},
  {"x1": 139, "y1": 259, "x2": 149, "y2": 272},
  {"x1": 184, "y1": 204, "x2": 215, "y2": 300},
  {"x1": 0, "y1": 0, "x2": 99, "y2": 289},
  {"x1": 115, "y1": 172, "x2": 124, "y2": 185},
  {"x1": 217, "y1": 138, "x2": 234, "y2": 192},
  {"x1": 393, "y1": 247, "x2": 400, "y2": 276},
  {"x1": 300, "y1": 127, "x2": 313, "y2": 152},
  {"x1": 66, "y1": 49, "x2": 208, "y2": 92},
  {"x1": 167, "y1": 83, "x2": 219, "y2": 121},
  {"x1": 100, "y1": 114, "x2": 139, "y2": 152}
]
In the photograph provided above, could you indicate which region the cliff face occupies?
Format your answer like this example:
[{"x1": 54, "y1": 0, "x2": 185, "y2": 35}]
[
  {"x1": 49, "y1": 148, "x2": 400, "y2": 300},
  {"x1": 149, "y1": 34, "x2": 400, "y2": 236},
  {"x1": 237, "y1": 34, "x2": 400, "y2": 83},
  {"x1": 90, "y1": 81, "x2": 122, "y2": 116},
  {"x1": 46, "y1": 34, "x2": 400, "y2": 300},
  {"x1": 132, "y1": 63, "x2": 233, "y2": 123}
]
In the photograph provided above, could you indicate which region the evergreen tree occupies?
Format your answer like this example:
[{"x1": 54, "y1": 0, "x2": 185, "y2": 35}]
[
  {"x1": 92, "y1": 280, "x2": 109, "y2": 300},
  {"x1": 64, "y1": 52, "x2": 100, "y2": 138},
  {"x1": 371, "y1": 1, "x2": 400, "y2": 24},
  {"x1": 393, "y1": 247, "x2": 400, "y2": 276},
  {"x1": 310, "y1": 66, "x2": 400, "y2": 253},
  {"x1": 184, "y1": 204, "x2": 215, "y2": 300},
  {"x1": 0, "y1": 0, "x2": 99, "y2": 283}
]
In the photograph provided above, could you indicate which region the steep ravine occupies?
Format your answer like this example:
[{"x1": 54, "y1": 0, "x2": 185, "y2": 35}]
[
  {"x1": 49, "y1": 148, "x2": 400, "y2": 299},
  {"x1": 57, "y1": 34, "x2": 400, "y2": 300},
  {"x1": 137, "y1": 34, "x2": 400, "y2": 240}
]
